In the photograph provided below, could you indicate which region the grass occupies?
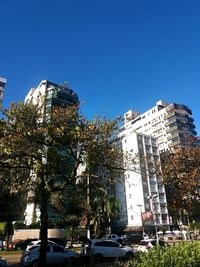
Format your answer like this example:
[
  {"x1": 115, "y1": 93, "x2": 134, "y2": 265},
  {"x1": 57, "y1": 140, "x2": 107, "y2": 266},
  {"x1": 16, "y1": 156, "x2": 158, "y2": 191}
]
[{"x1": 0, "y1": 250, "x2": 22, "y2": 255}]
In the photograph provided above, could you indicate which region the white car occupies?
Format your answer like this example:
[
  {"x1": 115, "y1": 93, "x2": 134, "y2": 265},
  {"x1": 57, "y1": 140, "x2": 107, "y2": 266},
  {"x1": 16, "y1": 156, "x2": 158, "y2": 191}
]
[
  {"x1": 137, "y1": 239, "x2": 169, "y2": 253},
  {"x1": 91, "y1": 239, "x2": 134, "y2": 263},
  {"x1": 26, "y1": 240, "x2": 59, "y2": 250},
  {"x1": 21, "y1": 243, "x2": 79, "y2": 266},
  {"x1": 102, "y1": 234, "x2": 122, "y2": 243}
]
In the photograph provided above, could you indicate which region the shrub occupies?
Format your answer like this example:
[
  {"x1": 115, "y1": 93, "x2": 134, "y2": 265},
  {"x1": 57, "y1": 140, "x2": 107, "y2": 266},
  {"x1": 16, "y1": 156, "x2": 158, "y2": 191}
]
[
  {"x1": 13, "y1": 221, "x2": 26, "y2": 229},
  {"x1": 131, "y1": 241, "x2": 200, "y2": 267}
]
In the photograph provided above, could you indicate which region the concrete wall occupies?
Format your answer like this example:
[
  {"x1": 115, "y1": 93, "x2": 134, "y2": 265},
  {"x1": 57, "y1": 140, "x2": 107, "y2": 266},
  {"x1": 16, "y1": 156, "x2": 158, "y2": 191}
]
[{"x1": 13, "y1": 229, "x2": 65, "y2": 241}]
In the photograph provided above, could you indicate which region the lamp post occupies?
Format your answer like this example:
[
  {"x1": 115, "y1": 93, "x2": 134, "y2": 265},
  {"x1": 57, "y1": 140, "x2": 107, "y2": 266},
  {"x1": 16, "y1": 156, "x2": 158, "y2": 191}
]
[
  {"x1": 147, "y1": 194, "x2": 159, "y2": 243},
  {"x1": 137, "y1": 204, "x2": 145, "y2": 235},
  {"x1": 86, "y1": 173, "x2": 90, "y2": 240}
]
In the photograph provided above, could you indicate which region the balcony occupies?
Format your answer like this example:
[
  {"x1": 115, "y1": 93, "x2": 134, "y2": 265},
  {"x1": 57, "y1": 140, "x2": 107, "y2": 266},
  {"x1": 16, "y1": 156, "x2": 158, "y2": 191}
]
[
  {"x1": 160, "y1": 208, "x2": 168, "y2": 214},
  {"x1": 161, "y1": 220, "x2": 169, "y2": 225},
  {"x1": 166, "y1": 125, "x2": 178, "y2": 133},
  {"x1": 167, "y1": 132, "x2": 179, "y2": 141},
  {"x1": 165, "y1": 118, "x2": 177, "y2": 126},
  {"x1": 158, "y1": 187, "x2": 165, "y2": 193},
  {"x1": 159, "y1": 198, "x2": 166, "y2": 203},
  {"x1": 154, "y1": 209, "x2": 160, "y2": 214},
  {"x1": 169, "y1": 140, "x2": 181, "y2": 147},
  {"x1": 164, "y1": 112, "x2": 175, "y2": 120}
]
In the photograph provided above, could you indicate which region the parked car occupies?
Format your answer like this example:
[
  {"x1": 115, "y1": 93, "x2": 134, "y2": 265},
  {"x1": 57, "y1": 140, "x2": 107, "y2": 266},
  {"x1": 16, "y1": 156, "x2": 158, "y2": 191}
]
[
  {"x1": 137, "y1": 239, "x2": 169, "y2": 252},
  {"x1": 0, "y1": 257, "x2": 7, "y2": 267},
  {"x1": 13, "y1": 239, "x2": 38, "y2": 251},
  {"x1": 127, "y1": 234, "x2": 144, "y2": 245},
  {"x1": 48, "y1": 238, "x2": 66, "y2": 247},
  {"x1": 120, "y1": 235, "x2": 129, "y2": 245},
  {"x1": 21, "y1": 243, "x2": 79, "y2": 266},
  {"x1": 102, "y1": 234, "x2": 122, "y2": 243},
  {"x1": 90, "y1": 239, "x2": 134, "y2": 263},
  {"x1": 26, "y1": 240, "x2": 61, "y2": 250}
]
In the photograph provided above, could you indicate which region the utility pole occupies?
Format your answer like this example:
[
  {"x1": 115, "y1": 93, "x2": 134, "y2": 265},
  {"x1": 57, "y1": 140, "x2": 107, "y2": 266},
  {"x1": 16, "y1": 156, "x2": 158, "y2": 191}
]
[
  {"x1": 147, "y1": 194, "x2": 159, "y2": 243},
  {"x1": 86, "y1": 173, "x2": 90, "y2": 240},
  {"x1": 137, "y1": 204, "x2": 145, "y2": 235}
]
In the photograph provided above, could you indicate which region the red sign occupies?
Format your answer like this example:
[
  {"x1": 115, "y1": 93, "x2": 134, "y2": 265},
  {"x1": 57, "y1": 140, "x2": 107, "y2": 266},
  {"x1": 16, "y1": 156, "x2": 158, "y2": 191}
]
[{"x1": 141, "y1": 211, "x2": 153, "y2": 222}]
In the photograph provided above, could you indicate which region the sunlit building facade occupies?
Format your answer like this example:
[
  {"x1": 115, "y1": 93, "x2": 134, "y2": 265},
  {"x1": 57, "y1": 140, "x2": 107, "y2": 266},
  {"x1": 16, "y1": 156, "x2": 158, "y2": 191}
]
[
  {"x1": 24, "y1": 80, "x2": 79, "y2": 225},
  {"x1": 114, "y1": 129, "x2": 169, "y2": 232},
  {"x1": 0, "y1": 77, "x2": 7, "y2": 108},
  {"x1": 123, "y1": 100, "x2": 196, "y2": 152}
]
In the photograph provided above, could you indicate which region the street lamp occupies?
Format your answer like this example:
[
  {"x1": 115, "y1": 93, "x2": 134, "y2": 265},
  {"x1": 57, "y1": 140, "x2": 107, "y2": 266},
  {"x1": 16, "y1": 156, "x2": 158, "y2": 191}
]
[
  {"x1": 137, "y1": 204, "x2": 145, "y2": 235},
  {"x1": 147, "y1": 193, "x2": 159, "y2": 243}
]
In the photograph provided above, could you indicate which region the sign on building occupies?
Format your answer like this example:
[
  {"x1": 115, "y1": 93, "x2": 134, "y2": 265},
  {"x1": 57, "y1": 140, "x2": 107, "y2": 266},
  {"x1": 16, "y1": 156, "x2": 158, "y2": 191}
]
[{"x1": 141, "y1": 211, "x2": 153, "y2": 225}]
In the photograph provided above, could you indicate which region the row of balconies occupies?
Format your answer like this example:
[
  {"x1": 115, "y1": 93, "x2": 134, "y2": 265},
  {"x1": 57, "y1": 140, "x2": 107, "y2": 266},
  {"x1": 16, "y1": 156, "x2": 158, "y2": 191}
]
[
  {"x1": 154, "y1": 208, "x2": 168, "y2": 214},
  {"x1": 164, "y1": 111, "x2": 194, "y2": 121},
  {"x1": 165, "y1": 103, "x2": 192, "y2": 115},
  {"x1": 167, "y1": 132, "x2": 180, "y2": 141}
]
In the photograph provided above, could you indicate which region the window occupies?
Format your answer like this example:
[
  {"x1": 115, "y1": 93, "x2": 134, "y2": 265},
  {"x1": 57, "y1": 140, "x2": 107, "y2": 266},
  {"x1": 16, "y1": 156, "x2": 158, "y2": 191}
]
[
  {"x1": 131, "y1": 215, "x2": 134, "y2": 220},
  {"x1": 107, "y1": 241, "x2": 120, "y2": 247},
  {"x1": 94, "y1": 241, "x2": 108, "y2": 247},
  {"x1": 46, "y1": 245, "x2": 51, "y2": 252},
  {"x1": 152, "y1": 147, "x2": 158, "y2": 154},
  {"x1": 53, "y1": 246, "x2": 64, "y2": 252},
  {"x1": 162, "y1": 214, "x2": 168, "y2": 220}
]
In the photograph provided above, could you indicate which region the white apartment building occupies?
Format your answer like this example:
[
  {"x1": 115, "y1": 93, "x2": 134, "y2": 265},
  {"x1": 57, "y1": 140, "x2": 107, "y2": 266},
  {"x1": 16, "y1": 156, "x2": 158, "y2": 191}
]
[
  {"x1": 113, "y1": 100, "x2": 196, "y2": 232},
  {"x1": 114, "y1": 129, "x2": 169, "y2": 232},
  {"x1": 0, "y1": 77, "x2": 7, "y2": 108},
  {"x1": 123, "y1": 100, "x2": 196, "y2": 152}
]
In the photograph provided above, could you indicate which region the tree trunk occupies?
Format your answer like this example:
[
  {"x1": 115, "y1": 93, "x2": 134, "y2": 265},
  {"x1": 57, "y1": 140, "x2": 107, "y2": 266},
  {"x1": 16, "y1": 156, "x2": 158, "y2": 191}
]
[
  {"x1": 70, "y1": 223, "x2": 74, "y2": 248},
  {"x1": 38, "y1": 173, "x2": 48, "y2": 267}
]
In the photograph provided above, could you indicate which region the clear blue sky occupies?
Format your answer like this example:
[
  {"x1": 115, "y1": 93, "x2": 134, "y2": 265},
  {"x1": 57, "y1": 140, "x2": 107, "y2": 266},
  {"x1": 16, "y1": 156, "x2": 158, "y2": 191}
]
[{"x1": 1, "y1": 0, "x2": 200, "y2": 134}]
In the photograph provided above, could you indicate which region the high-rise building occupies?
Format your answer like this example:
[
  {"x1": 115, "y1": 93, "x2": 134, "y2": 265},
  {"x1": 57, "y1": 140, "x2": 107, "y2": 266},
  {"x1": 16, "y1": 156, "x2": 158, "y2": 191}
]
[
  {"x1": 0, "y1": 77, "x2": 7, "y2": 108},
  {"x1": 25, "y1": 80, "x2": 79, "y2": 108},
  {"x1": 24, "y1": 80, "x2": 79, "y2": 225},
  {"x1": 113, "y1": 130, "x2": 169, "y2": 233},
  {"x1": 123, "y1": 100, "x2": 196, "y2": 152},
  {"x1": 113, "y1": 100, "x2": 196, "y2": 233}
]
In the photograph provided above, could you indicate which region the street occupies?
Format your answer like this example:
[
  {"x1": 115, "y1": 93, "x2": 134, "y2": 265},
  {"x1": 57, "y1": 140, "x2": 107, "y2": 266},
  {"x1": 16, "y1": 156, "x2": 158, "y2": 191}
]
[
  {"x1": 1, "y1": 253, "x2": 115, "y2": 267},
  {"x1": 1, "y1": 253, "x2": 22, "y2": 267}
]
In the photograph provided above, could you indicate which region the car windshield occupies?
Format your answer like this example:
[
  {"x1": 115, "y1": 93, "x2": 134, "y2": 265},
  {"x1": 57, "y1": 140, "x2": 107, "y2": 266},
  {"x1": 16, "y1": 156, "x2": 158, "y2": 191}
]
[{"x1": 29, "y1": 245, "x2": 40, "y2": 251}]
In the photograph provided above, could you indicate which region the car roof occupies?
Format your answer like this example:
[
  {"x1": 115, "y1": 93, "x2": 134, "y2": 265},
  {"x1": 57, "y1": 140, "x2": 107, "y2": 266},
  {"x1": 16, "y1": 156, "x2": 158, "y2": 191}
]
[
  {"x1": 91, "y1": 239, "x2": 118, "y2": 243},
  {"x1": 27, "y1": 242, "x2": 64, "y2": 251},
  {"x1": 141, "y1": 238, "x2": 157, "y2": 242}
]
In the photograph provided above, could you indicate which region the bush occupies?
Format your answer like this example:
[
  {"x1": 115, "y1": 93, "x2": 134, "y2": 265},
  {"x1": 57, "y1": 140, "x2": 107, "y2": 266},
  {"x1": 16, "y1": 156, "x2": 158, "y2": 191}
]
[
  {"x1": 28, "y1": 223, "x2": 40, "y2": 229},
  {"x1": 13, "y1": 221, "x2": 26, "y2": 229},
  {"x1": 129, "y1": 241, "x2": 200, "y2": 267}
]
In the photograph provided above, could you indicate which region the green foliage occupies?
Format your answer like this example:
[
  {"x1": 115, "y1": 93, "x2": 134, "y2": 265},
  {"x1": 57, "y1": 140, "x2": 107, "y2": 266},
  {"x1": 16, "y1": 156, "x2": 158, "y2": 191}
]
[
  {"x1": 129, "y1": 242, "x2": 200, "y2": 267},
  {"x1": 0, "y1": 222, "x2": 14, "y2": 239},
  {"x1": 189, "y1": 222, "x2": 200, "y2": 231},
  {"x1": 0, "y1": 100, "x2": 123, "y2": 266},
  {"x1": 161, "y1": 146, "x2": 200, "y2": 220},
  {"x1": 28, "y1": 222, "x2": 40, "y2": 229},
  {"x1": 13, "y1": 221, "x2": 26, "y2": 229},
  {"x1": 0, "y1": 222, "x2": 6, "y2": 238},
  {"x1": 104, "y1": 242, "x2": 200, "y2": 267}
]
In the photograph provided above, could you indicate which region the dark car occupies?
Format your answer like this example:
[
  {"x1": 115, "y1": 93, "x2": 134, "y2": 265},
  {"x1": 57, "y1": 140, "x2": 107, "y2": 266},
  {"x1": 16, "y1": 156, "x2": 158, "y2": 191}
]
[
  {"x1": 127, "y1": 234, "x2": 144, "y2": 245},
  {"x1": 13, "y1": 239, "x2": 38, "y2": 251},
  {"x1": 48, "y1": 238, "x2": 66, "y2": 247}
]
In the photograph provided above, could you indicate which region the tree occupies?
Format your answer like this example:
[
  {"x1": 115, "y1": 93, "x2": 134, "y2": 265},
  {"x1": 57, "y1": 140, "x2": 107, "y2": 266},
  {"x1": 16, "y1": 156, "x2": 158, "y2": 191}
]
[
  {"x1": 161, "y1": 143, "x2": 200, "y2": 223},
  {"x1": 90, "y1": 185, "x2": 120, "y2": 237},
  {"x1": 0, "y1": 101, "x2": 122, "y2": 266}
]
